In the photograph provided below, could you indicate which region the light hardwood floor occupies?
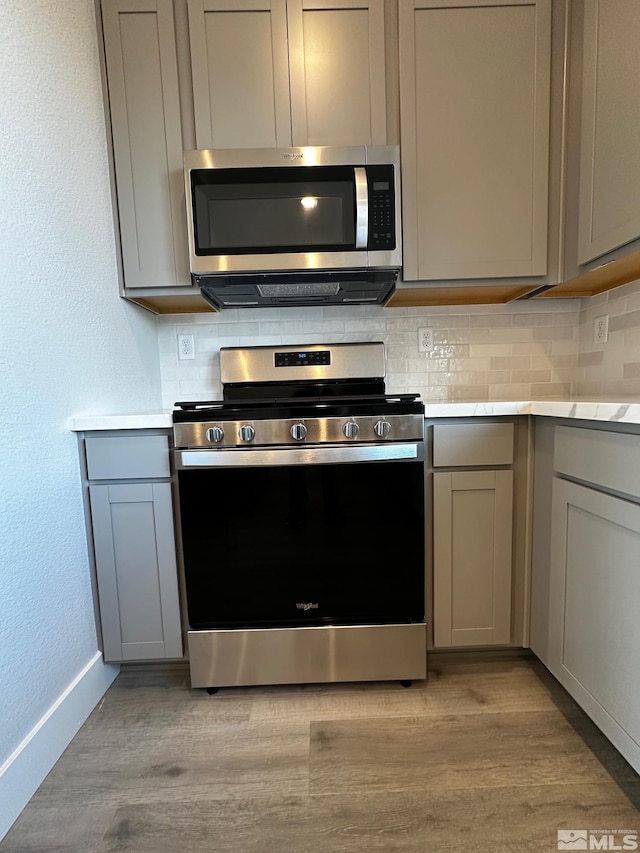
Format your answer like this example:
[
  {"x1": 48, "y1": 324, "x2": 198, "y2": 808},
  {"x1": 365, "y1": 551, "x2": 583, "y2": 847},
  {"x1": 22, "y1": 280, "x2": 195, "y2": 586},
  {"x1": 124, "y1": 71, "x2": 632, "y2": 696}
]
[{"x1": 1, "y1": 654, "x2": 638, "y2": 852}]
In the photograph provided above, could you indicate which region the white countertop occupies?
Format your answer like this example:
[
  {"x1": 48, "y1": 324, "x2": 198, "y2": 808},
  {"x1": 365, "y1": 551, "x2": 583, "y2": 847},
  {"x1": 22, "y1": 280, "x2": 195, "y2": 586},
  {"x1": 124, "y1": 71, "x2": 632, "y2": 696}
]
[{"x1": 68, "y1": 400, "x2": 640, "y2": 431}]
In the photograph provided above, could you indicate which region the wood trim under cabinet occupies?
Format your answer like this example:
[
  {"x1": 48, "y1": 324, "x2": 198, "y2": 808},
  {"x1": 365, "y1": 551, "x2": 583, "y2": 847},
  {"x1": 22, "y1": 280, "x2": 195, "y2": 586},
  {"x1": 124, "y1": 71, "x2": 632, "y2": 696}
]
[
  {"x1": 125, "y1": 294, "x2": 216, "y2": 314},
  {"x1": 386, "y1": 283, "x2": 541, "y2": 307},
  {"x1": 535, "y1": 247, "x2": 640, "y2": 298}
]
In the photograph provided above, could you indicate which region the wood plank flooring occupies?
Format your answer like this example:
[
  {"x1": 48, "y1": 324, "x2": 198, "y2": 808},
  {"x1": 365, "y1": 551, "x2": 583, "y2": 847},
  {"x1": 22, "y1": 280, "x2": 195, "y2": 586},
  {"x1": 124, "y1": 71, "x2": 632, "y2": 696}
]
[{"x1": 1, "y1": 654, "x2": 638, "y2": 852}]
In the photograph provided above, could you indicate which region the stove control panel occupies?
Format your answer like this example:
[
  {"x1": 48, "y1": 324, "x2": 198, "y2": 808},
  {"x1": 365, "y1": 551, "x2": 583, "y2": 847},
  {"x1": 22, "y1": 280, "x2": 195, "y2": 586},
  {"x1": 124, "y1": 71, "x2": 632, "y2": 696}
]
[
  {"x1": 275, "y1": 350, "x2": 330, "y2": 367},
  {"x1": 174, "y1": 414, "x2": 425, "y2": 449}
]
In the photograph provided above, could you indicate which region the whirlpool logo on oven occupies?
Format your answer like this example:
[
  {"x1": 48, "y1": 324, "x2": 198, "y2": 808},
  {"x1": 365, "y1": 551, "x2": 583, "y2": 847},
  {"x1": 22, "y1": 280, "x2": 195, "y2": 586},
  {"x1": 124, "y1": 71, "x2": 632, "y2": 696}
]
[{"x1": 296, "y1": 602, "x2": 319, "y2": 611}]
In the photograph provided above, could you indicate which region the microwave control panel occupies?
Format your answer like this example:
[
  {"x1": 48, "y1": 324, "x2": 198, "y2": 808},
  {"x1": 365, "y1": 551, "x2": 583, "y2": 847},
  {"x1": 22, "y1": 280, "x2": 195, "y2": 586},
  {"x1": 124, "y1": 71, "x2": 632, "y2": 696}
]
[{"x1": 367, "y1": 165, "x2": 396, "y2": 251}]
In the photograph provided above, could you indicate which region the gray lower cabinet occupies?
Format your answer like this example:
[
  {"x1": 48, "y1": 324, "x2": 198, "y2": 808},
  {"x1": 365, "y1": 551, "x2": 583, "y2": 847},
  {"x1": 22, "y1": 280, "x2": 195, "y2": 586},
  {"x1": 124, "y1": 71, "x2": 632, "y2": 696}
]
[
  {"x1": 431, "y1": 421, "x2": 517, "y2": 649},
  {"x1": 533, "y1": 422, "x2": 640, "y2": 775},
  {"x1": 433, "y1": 469, "x2": 513, "y2": 647},
  {"x1": 85, "y1": 434, "x2": 183, "y2": 663}
]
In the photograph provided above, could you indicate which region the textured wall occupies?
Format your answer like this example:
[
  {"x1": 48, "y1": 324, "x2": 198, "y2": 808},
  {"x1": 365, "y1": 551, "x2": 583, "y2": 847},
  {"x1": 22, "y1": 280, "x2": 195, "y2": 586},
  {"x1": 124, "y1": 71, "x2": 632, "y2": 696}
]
[
  {"x1": 0, "y1": 0, "x2": 160, "y2": 780},
  {"x1": 158, "y1": 299, "x2": 580, "y2": 408}
]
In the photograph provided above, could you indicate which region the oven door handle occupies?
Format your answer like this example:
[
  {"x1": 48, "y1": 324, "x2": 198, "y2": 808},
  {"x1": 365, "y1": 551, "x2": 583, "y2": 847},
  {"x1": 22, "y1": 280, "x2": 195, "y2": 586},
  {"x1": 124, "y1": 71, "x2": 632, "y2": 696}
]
[{"x1": 176, "y1": 443, "x2": 423, "y2": 469}]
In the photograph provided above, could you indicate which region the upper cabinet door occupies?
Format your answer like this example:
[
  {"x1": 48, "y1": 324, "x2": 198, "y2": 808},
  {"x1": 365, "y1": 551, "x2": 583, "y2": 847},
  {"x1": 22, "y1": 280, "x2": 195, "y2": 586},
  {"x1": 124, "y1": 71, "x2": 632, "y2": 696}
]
[
  {"x1": 577, "y1": 0, "x2": 640, "y2": 265},
  {"x1": 287, "y1": 0, "x2": 387, "y2": 147},
  {"x1": 399, "y1": 0, "x2": 552, "y2": 282},
  {"x1": 188, "y1": 0, "x2": 292, "y2": 149},
  {"x1": 102, "y1": 0, "x2": 189, "y2": 288}
]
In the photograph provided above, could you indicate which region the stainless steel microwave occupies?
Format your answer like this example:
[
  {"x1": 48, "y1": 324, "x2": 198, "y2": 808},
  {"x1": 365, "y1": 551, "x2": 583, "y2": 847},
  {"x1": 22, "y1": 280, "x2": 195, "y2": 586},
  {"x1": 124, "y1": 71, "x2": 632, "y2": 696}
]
[{"x1": 183, "y1": 146, "x2": 402, "y2": 308}]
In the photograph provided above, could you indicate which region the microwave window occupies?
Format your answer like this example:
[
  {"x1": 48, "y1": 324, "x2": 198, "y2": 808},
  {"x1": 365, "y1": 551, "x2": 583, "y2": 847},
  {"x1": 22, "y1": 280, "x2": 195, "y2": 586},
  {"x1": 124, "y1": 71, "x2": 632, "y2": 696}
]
[{"x1": 191, "y1": 167, "x2": 357, "y2": 255}]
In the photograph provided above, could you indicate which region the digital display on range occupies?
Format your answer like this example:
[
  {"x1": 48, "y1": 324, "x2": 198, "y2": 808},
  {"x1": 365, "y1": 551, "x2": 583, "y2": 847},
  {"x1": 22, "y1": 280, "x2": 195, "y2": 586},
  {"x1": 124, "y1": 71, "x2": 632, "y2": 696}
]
[{"x1": 275, "y1": 350, "x2": 331, "y2": 367}]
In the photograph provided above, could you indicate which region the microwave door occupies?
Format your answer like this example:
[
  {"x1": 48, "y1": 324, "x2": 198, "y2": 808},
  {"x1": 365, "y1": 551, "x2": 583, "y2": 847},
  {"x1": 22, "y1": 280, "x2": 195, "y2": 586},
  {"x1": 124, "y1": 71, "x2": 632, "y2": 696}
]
[{"x1": 187, "y1": 163, "x2": 371, "y2": 274}]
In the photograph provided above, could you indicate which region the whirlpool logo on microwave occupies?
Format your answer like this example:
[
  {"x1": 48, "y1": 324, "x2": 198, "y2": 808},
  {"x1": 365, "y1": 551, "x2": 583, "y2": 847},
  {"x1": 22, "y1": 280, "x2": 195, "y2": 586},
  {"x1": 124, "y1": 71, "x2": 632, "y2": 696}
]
[
  {"x1": 296, "y1": 602, "x2": 319, "y2": 611},
  {"x1": 283, "y1": 152, "x2": 304, "y2": 160}
]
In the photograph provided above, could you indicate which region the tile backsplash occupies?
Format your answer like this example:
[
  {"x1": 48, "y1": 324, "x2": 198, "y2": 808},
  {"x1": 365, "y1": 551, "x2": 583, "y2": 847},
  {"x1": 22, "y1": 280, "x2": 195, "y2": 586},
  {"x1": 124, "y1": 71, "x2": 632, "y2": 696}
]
[
  {"x1": 574, "y1": 277, "x2": 640, "y2": 399},
  {"x1": 158, "y1": 277, "x2": 640, "y2": 409},
  {"x1": 158, "y1": 298, "x2": 581, "y2": 409}
]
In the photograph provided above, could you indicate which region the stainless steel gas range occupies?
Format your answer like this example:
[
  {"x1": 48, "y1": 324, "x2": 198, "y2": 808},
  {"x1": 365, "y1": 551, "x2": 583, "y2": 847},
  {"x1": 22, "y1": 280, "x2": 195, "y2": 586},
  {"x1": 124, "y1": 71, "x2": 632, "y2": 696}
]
[{"x1": 172, "y1": 342, "x2": 426, "y2": 691}]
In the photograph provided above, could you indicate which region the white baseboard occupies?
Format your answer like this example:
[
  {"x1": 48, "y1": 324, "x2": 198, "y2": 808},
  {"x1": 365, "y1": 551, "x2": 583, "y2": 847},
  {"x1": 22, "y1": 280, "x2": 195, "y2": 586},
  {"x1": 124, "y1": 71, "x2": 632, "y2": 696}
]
[{"x1": 0, "y1": 652, "x2": 119, "y2": 841}]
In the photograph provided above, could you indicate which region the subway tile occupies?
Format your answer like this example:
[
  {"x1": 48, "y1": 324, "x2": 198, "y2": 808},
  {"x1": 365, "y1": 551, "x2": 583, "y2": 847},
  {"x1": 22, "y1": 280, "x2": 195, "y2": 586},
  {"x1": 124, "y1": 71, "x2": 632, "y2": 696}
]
[
  {"x1": 238, "y1": 335, "x2": 281, "y2": 347},
  {"x1": 449, "y1": 385, "x2": 490, "y2": 402},
  {"x1": 490, "y1": 356, "x2": 530, "y2": 371},
  {"x1": 259, "y1": 321, "x2": 303, "y2": 336},
  {"x1": 469, "y1": 314, "x2": 512, "y2": 328},
  {"x1": 486, "y1": 328, "x2": 521, "y2": 344},
  {"x1": 301, "y1": 320, "x2": 345, "y2": 333},
  {"x1": 433, "y1": 344, "x2": 470, "y2": 359},
  {"x1": 216, "y1": 322, "x2": 260, "y2": 337},
  {"x1": 549, "y1": 368, "x2": 576, "y2": 383},
  {"x1": 449, "y1": 357, "x2": 489, "y2": 372},
  {"x1": 573, "y1": 380, "x2": 605, "y2": 398},
  {"x1": 469, "y1": 343, "x2": 512, "y2": 358},
  {"x1": 551, "y1": 340, "x2": 578, "y2": 356},
  {"x1": 577, "y1": 350, "x2": 604, "y2": 368},
  {"x1": 473, "y1": 370, "x2": 511, "y2": 385},
  {"x1": 435, "y1": 329, "x2": 489, "y2": 344},
  {"x1": 419, "y1": 387, "x2": 448, "y2": 401},
  {"x1": 343, "y1": 319, "x2": 386, "y2": 332},
  {"x1": 488, "y1": 383, "x2": 530, "y2": 401},
  {"x1": 511, "y1": 313, "x2": 551, "y2": 327},
  {"x1": 531, "y1": 354, "x2": 576, "y2": 370},
  {"x1": 532, "y1": 326, "x2": 575, "y2": 341},
  {"x1": 322, "y1": 305, "x2": 366, "y2": 320},
  {"x1": 511, "y1": 369, "x2": 551, "y2": 384},
  {"x1": 609, "y1": 309, "x2": 640, "y2": 333},
  {"x1": 512, "y1": 341, "x2": 552, "y2": 355},
  {"x1": 530, "y1": 382, "x2": 571, "y2": 398}
]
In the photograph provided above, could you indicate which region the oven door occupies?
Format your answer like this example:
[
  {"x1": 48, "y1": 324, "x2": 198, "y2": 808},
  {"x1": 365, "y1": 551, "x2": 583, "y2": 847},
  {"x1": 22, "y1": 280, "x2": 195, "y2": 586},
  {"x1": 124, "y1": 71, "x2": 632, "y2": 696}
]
[{"x1": 175, "y1": 443, "x2": 425, "y2": 630}]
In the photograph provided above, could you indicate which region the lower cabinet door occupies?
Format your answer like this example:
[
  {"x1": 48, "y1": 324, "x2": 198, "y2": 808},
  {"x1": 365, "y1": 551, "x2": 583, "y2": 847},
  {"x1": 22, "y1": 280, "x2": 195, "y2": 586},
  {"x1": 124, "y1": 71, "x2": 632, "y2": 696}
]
[
  {"x1": 89, "y1": 482, "x2": 183, "y2": 662},
  {"x1": 548, "y1": 478, "x2": 640, "y2": 772},
  {"x1": 433, "y1": 470, "x2": 513, "y2": 647}
]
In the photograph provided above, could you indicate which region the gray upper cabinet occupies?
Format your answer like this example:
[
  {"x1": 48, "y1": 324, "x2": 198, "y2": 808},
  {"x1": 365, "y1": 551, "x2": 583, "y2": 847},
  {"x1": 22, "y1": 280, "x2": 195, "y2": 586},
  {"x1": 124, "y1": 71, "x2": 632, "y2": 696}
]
[
  {"x1": 577, "y1": 0, "x2": 640, "y2": 266},
  {"x1": 287, "y1": 0, "x2": 387, "y2": 147},
  {"x1": 396, "y1": 0, "x2": 553, "y2": 301},
  {"x1": 101, "y1": 0, "x2": 190, "y2": 290},
  {"x1": 188, "y1": 0, "x2": 292, "y2": 149},
  {"x1": 188, "y1": 0, "x2": 387, "y2": 149}
]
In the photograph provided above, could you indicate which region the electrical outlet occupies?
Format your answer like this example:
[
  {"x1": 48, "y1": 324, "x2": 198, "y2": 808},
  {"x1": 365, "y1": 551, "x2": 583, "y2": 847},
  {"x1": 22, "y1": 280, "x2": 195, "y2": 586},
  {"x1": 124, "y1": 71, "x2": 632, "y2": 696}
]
[
  {"x1": 178, "y1": 333, "x2": 195, "y2": 360},
  {"x1": 594, "y1": 315, "x2": 609, "y2": 344},
  {"x1": 418, "y1": 327, "x2": 434, "y2": 353}
]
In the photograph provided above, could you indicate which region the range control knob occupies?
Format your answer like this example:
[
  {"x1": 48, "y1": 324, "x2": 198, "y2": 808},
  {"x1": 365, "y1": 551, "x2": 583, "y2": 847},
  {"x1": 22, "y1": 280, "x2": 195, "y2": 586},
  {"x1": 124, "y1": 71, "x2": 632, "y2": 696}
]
[
  {"x1": 343, "y1": 421, "x2": 359, "y2": 439},
  {"x1": 290, "y1": 423, "x2": 307, "y2": 441},
  {"x1": 374, "y1": 420, "x2": 392, "y2": 438},
  {"x1": 206, "y1": 426, "x2": 224, "y2": 443},
  {"x1": 238, "y1": 424, "x2": 255, "y2": 442}
]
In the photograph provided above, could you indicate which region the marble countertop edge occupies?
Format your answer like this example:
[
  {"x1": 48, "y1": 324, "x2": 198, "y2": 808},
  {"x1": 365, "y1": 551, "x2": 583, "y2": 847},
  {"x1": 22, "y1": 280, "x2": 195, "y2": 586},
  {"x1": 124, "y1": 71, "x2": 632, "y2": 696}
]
[{"x1": 68, "y1": 400, "x2": 640, "y2": 431}]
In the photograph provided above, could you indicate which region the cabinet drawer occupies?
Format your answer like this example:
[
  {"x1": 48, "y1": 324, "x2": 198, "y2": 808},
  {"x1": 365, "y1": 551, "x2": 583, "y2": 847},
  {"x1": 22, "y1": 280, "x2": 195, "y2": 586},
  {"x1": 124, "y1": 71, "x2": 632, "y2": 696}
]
[
  {"x1": 554, "y1": 426, "x2": 640, "y2": 499},
  {"x1": 433, "y1": 423, "x2": 514, "y2": 468},
  {"x1": 85, "y1": 435, "x2": 170, "y2": 481}
]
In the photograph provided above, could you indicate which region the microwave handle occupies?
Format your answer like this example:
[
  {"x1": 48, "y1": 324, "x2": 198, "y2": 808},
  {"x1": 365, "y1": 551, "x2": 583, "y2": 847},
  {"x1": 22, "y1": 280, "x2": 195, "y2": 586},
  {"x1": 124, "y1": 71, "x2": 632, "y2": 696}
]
[{"x1": 354, "y1": 167, "x2": 368, "y2": 249}]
